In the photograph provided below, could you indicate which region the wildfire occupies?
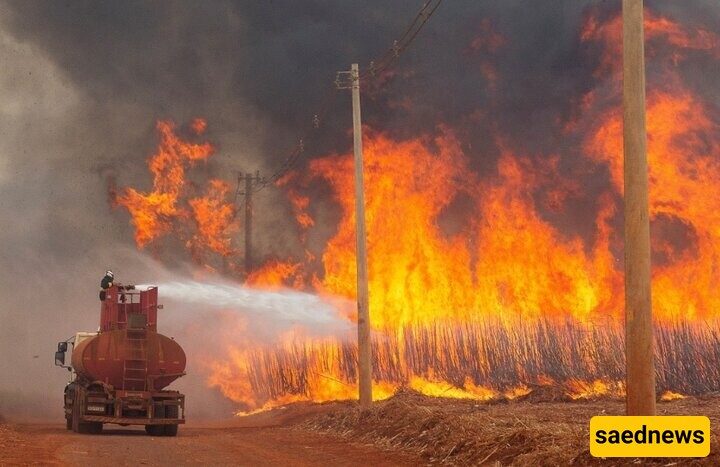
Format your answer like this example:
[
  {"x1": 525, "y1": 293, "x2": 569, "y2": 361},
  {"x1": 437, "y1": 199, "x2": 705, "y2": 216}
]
[
  {"x1": 580, "y1": 9, "x2": 720, "y2": 78},
  {"x1": 294, "y1": 131, "x2": 617, "y2": 327},
  {"x1": 213, "y1": 8, "x2": 719, "y2": 411},
  {"x1": 246, "y1": 259, "x2": 304, "y2": 289},
  {"x1": 565, "y1": 379, "x2": 624, "y2": 401},
  {"x1": 277, "y1": 171, "x2": 315, "y2": 231},
  {"x1": 189, "y1": 179, "x2": 237, "y2": 257},
  {"x1": 585, "y1": 89, "x2": 720, "y2": 320},
  {"x1": 114, "y1": 119, "x2": 238, "y2": 264},
  {"x1": 660, "y1": 391, "x2": 686, "y2": 402},
  {"x1": 212, "y1": 318, "x2": 720, "y2": 412},
  {"x1": 112, "y1": 8, "x2": 720, "y2": 412}
]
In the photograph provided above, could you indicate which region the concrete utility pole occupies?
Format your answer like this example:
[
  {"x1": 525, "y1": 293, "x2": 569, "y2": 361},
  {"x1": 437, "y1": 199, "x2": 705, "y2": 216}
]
[
  {"x1": 337, "y1": 63, "x2": 372, "y2": 408},
  {"x1": 623, "y1": 0, "x2": 656, "y2": 416}
]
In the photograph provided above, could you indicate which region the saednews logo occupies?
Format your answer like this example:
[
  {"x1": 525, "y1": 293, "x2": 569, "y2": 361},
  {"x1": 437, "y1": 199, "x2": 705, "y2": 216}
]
[{"x1": 590, "y1": 416, "x2": 710, "y2": 458}]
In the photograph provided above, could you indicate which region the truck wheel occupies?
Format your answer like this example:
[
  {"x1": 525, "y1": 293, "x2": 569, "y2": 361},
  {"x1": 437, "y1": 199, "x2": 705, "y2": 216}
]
[
  {"x1": 71, "y1": 392, "x2": 83, "y2": 433},
  {"x1": 87, "y1": 423, "x2": 103, "y2": 434},
  {"x1": 64, "y1": 385, "x2": 74, "y2": 430},
  {"x1": 145, "y1": 425, "x2": 163, "y2": 436},
  {"x1": 163, "y1": 405, "x2": 179, "y2": 436},
  {"x1": 71, "y1": 389, "x2": 100, "y2": 434},
  {"x1": 145, "y1": 404, "x2": 165, "y2": 436},
  {"x1": 76, "y1": 422, "x2": 101, "y2": 434}
]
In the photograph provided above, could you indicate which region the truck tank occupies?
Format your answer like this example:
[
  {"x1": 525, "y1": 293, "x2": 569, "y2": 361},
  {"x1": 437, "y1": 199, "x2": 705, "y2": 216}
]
[
  {"x1": 70, "y1": 285, "x2": 186, "y2": 391},
  {"x1": 71, "y1": 329, "x2": 186, "y2": 391}
]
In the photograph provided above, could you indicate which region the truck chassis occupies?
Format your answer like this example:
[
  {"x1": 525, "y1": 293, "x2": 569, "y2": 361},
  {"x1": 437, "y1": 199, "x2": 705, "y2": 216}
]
[{"x1": 64, "y1": 381, "x2": 185, "y2": 436}]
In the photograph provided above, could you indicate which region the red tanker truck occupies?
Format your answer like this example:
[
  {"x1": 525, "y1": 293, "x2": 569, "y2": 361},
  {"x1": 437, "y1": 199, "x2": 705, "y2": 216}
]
[{"x1": 55, "y1": 284, "x2": 186, "y2": 435}]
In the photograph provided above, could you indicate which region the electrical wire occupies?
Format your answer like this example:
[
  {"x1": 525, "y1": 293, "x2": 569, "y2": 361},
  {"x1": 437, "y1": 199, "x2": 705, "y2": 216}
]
[{"x1": 241, "y1": 0, "x2": 444, "y2": 196}]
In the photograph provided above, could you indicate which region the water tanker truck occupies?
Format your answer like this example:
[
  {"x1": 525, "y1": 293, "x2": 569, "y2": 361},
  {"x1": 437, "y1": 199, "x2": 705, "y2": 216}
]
[{"x1": 55, "y1": 284, "x2": 186, "y2": 435}]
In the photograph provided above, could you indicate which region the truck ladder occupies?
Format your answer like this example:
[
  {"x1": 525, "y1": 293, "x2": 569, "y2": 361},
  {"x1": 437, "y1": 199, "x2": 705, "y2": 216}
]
[{"x1": 122, "y1": 328, "x2": 148, "y2": 391}]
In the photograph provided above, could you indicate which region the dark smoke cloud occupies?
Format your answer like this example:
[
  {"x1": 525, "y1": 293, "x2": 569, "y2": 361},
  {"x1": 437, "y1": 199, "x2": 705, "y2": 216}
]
[{"x1": 0, "y1": 0, "x2": 718, "y2": 418}]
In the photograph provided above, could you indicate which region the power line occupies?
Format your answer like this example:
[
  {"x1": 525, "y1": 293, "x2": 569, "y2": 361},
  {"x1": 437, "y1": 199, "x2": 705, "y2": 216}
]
[
  {"x1": 362, "y1": 0, "x2": 443, "y2": 81},
  {"x1": 248, "y1": 86, "x2": 339, "y2": 193},
  {"x1": 243, "y1": 0, "x2": 444, "y2": 196}
]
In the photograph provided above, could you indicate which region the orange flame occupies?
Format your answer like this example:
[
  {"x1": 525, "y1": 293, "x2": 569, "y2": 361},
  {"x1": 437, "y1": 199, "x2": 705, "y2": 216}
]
[
  {"x1": 114, "y1": 119, "x2": 238, "y2": 263},
  {"x1": 302, "y1": 130, "x2": 619, "y2": 328},
  {"x1": 188, "y1": 179, "x2": 238, "y2": 259},
  {"x1": 580, "y1": 9, "x2": 720, "y2": 78},
  {"x1": 566, "y1": 379, "x2": 625, "y2": 400},
  {"x1": 660, "y1": 391, "x2": 685, "y2": 401},
  {"x1": 585, "y1": 91, "x2": 720, "y2": 320},
  {"x1": 246, "y1": 259, "x2": 304, "y2": 290},
  {"x1": 277, "y1": 171, "x2": 315, "y2": 230}
]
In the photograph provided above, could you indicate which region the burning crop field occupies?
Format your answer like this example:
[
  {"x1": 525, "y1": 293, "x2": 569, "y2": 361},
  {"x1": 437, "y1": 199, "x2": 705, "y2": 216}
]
[{"x1": 104, "y1": 5, "x2": 720, "y2": 414}]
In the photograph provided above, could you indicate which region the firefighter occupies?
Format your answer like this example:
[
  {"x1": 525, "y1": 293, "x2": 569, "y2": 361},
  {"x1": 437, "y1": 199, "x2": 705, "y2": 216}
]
[{"x1": 99, "y1": 270, "x2": 114, "y2": 301}]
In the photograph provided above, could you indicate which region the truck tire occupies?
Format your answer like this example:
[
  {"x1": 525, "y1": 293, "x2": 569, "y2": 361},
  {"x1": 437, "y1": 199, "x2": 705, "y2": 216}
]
[
  {"x1": 145, "y1": 404, "x2": 165, "y2": 436},
  {"x1": 73, "y1": 417, "x2": 95, "y2": 434},
  {"x1": 71, "y1": 388, "x2": 102, "y2": 434},
  {"x1": 65, "y1": 384, "x2": 75, "y2": 431},
  {"x1": 163, "y1": 405, "x2": 179, "y2": 437},
  {"x1": 71, "y1": 391, "x2": 83, "y2": 433},
  {"x1": 145, "y1": 404, "x2": 179, "y2": 436},
  {"x1": 145, "y1": 425, "x2": 164, "y2": 436},
  {"x1": 87, "y1": 422, "x2": 103, "y2": 434}
]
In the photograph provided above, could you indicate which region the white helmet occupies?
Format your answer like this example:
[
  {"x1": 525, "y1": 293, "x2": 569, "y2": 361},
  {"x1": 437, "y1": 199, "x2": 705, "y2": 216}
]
[{"x1": 106, "y1": 270, "x2": 114, "y2": 278}]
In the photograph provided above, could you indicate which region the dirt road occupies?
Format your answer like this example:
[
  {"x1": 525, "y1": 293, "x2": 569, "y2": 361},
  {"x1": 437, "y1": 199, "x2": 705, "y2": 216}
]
[
  {"x1": 0, "y1": 422, "x2": 418, "y2": 466},
  {"x1": 4, "y1": 392, "x2": 720, "y2": 465}
]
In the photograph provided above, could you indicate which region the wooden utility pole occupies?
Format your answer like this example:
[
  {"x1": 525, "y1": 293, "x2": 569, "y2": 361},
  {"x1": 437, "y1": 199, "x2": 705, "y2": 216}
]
[
  {"x1": 623, "y1": 0, "x2": 656, "y2": 416},
  {"x1": 244, "y1": 173, "x2": 254, "y2": 273},
  {"x1": 337, "y1": 63, "x2": 372, "y2": 408}
]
